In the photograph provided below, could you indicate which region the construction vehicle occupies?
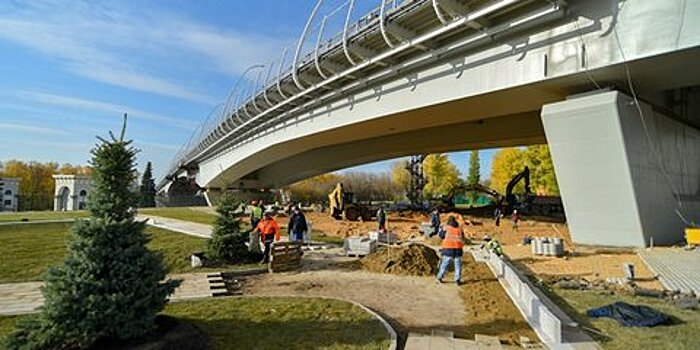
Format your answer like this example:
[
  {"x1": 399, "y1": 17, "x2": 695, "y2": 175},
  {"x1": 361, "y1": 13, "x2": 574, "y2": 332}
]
[
  {"x1": 502, "y1": 166, "x2": 564, "y2": 215},
  {"x1": 328, "y1": 183, "x2": 375, "y2": 221},
  {"x1": 442, "y1": 167, "x2": 563, "y2": 216},
  {"x1": 504, "y1": 166, "x2": 531, "y2": 210}
]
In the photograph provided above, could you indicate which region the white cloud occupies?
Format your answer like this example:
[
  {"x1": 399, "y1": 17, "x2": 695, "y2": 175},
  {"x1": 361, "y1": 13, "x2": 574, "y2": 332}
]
[
  {"x1": 173, "y1": 22, "x2": 287, "y2": 78},
  {"x1": 0, "y1": 2, "x2": 285, "y2": 104},
  {"x1": 19, "y1": 91, "x2": 198, "y2": 130},
  {"x1": 0, "y1": 122, "x2": 69, "y2": 135}
]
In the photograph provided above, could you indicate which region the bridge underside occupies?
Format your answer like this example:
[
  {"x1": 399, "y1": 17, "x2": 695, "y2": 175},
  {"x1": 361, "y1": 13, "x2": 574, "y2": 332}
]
[
  {"x1": 255, "y1": 111, "x2": 543, "y2": 188},
  {"x1": 208, "y1": 45, "x2": 700, "y2": 190}
]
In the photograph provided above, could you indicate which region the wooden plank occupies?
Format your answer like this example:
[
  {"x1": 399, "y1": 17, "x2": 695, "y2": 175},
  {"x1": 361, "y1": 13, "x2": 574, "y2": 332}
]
[
  {"x1": 272, "y1": 244, "x2": 302, "y2": 250},
  {"x1": 271, "y1": 259, "x2": 302, "y2": 265},
  {"x1": 272, "y1": 256, "x2": 300, "y2": 260},
  {"x1": 271, "y1": 262, "x2": 300, "y2": 267}
]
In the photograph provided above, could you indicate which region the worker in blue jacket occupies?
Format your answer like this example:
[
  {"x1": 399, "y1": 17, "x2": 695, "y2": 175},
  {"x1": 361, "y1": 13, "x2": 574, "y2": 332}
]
[{"x1": 288, "y1": 205, "x2": 308, "y2": 242}]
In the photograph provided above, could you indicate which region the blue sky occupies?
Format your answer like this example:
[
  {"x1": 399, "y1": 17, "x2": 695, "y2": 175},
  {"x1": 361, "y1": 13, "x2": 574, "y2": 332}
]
[{"x1": 0, "y1": 1, "x2": 494, "y2": 181}]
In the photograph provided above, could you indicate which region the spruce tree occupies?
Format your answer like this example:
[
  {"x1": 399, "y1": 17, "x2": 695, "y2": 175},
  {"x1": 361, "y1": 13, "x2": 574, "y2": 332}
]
[
  {"x1": 7, "y1": 115, "x2": 179, "y2": 349},
  {"x1": 467, "y1": 150, "x2": 480, "y2": 203},
  {"x1": 207, "y1": 191, "x2": 260, "y2": 263},
  {"x1": 139, "y1": 161, "x2": 157, "y2": 207}
]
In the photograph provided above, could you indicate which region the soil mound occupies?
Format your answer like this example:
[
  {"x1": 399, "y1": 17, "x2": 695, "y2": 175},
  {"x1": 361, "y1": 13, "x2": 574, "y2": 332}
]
[{"x1": 361, "y1": 243, "x2": 439, "y2": 276}]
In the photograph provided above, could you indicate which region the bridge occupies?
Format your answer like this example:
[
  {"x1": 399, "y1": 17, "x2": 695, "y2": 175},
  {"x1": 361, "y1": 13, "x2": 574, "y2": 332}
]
[{"x1": 161, "y1": 0, "x2": 700, "y2": 247}]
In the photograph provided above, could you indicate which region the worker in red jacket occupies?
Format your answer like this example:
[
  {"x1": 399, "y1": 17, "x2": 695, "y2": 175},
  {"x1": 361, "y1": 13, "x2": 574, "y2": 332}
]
[{"x1": 256, "y1": 210, "x2": 281, "y2": 263}]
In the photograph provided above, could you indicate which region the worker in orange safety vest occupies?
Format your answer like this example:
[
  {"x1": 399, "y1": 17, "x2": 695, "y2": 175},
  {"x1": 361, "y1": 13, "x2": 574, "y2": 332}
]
[
  {"x1": 437, "y1": 215, "x2": 465, "y2": 285},
  {"x1": 256, "y1": 210, "x2": 281, "y2": 263}
]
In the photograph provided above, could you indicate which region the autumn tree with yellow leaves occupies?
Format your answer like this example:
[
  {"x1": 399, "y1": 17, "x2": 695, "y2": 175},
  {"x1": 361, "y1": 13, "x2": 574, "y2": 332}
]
[{"x1": 490, "y1": 145, "x2": 559, "y2": 196}]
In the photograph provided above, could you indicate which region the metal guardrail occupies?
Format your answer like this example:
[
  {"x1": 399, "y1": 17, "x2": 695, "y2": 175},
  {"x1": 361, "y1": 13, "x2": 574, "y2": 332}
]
[{"x1": 162, "y1": 0, "x2": 565, "y2": 188}]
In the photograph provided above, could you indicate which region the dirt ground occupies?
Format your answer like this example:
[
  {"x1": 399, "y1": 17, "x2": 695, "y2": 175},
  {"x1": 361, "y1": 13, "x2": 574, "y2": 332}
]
[
  {"x1": 244, "y1": 248, "x2": 537, "y2": 346},
  {"x1": 458, "y1": 253, "x2": 537, "y2": 342},
  {"x1": 295, "y1": 211, "x2": 663, "y2": 290},
  {"x1": 279, "y1": 211, "x2": 430, "y2": 239}
]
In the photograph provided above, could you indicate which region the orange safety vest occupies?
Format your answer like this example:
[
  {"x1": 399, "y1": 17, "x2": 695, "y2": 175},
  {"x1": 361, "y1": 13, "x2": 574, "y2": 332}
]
[
  {"x1": 256, "y1": 219, "x2": 281, "y2": 241},
  {"x1": 442, "y1": 225, "x2": 464, "y2": 249}
]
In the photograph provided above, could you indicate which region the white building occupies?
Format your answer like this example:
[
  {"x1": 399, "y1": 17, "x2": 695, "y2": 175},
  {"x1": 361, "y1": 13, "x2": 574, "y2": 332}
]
[
  {"x1": 53, "y1": 175, "x2": 93, "y2": 211},
  {"x1": 0, "y1": 178, "x2": 20, "y2": 212}
]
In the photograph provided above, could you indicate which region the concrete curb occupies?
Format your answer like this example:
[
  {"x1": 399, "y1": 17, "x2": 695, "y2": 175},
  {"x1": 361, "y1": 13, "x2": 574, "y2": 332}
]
[
  {"x1": 232, "y1": 294, "x2": 397, "y2": 350},
  {"x1": 471, "y1": 249, "x2": 600, "y2": 350}
]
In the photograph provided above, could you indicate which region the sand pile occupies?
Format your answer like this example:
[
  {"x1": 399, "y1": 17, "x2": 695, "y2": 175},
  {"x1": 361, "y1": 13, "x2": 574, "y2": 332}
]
[{"x1": 361, "y1": 243, "x2": 439, "y2": 276}]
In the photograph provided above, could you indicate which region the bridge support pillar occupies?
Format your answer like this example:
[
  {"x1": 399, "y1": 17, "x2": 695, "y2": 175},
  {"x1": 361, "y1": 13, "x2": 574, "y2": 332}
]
[
  {"x1": 541, "y1": 91, "x2": 700, "y2": 247},
  {"x1": 203, "y1": 188, "x2": 222, "y2": 207}
]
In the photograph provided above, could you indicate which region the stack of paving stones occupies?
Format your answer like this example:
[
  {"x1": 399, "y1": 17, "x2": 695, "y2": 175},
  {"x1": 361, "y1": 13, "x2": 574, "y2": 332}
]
[{"x1": 269, "y1": 241, "x2": 303, "y2": 272}]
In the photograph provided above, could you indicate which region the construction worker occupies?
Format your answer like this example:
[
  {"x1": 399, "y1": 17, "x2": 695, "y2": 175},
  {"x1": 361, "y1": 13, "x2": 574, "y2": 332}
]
[
  {"x1": 437, "y1": 216, "x2": 465, "y2": 285},
  {"x1": 249, "y1": 200, "x2": 263, "y2": 228},
  {"x1": 485, "y1": 238, "x2": 503, "y2": 256},
  {"x1": 377, "y1": 207, "x2": 386, "y2": 232},
  {"x1": 256, "y1": 210, "x2": 281, "y2": 263},
  {"x1": 288, "y1": 205, "x2": 308, "y2": 242},
  {"x1": 511, "y1": 209, "x2": 520, "y2": 231},
  {"x1": 429, "y1": 208, "x2": 440, "y2": 237}
]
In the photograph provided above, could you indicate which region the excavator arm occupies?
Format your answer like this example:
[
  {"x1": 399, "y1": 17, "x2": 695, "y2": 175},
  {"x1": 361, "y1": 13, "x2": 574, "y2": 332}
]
[
  {"x1": 504, "y1": 166, "x2": 532, "y2": 209},
  {"x1": 328, "y1": 183, "x2": 345, "y2": 219}
]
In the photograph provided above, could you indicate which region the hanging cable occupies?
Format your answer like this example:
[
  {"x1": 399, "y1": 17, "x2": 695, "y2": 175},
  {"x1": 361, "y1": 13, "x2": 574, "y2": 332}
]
[
  {"x1": 572, "y1": 18, "x2": 602, "y2": 91},
  {"x1": 611, "y1": 1, "x2": 693, "y2": 226}
]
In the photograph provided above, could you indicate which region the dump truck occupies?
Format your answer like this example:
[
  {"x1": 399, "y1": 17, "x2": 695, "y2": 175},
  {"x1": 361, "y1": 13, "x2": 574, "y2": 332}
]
[{"x1": 328, "y1": 183, "x2": 375, "y2": 221}]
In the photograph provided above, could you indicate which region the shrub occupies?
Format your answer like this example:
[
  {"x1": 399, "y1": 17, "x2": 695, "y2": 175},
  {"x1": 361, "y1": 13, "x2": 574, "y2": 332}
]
[{"x1": 207, "y1": 191, "x2": 261, "y2": 264}]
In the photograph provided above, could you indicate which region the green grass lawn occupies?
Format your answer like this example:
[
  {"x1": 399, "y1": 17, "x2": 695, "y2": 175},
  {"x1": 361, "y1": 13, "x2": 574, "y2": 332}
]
[
  {"x1": 0, "y1": 222, "x2": 255, "y2": 283},
  {"x1": 312, "y1": 233, "x2": 345, "y2": 245},
  {"x1": 140, "y1": 207, "x2": 216, "y2": 225},
  {"x1": 543, "y1": 286, "x2": 700, "y2": 350},
  {"x1": 0, "y1": 207, "x2": 216, "y2": 225},
  {"x1": 0, "y1": 316, "x2": 19, "y2": 346},
  {"x1": 0, "y1": 297, "x2": 389, "y2": 349},
  {"x1": 0, "y1": 210, "x2": 89, "y2": 223},
  {"x1": 166, "y1": 297, "x2": 389, "y2": 350}
]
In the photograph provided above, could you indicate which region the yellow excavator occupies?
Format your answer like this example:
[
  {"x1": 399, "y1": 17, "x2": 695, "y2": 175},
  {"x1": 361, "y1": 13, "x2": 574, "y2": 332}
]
[{"x1": 328, "y1": 183, "x2": 375, "y2": 221}]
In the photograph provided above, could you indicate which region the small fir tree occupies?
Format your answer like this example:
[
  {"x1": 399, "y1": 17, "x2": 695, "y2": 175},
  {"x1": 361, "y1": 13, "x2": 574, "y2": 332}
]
[
  {"x1": 7, "y1": 115, "x2": 179, "y2": 349},
  {"x1": 207, "y1": 191, "x2": 260, "y2": 263},
  {"x1": 467, "y1": 150, "x2": 480, "y2": 204},
  {"x1": 139, "y1": 161, "x2": 157, "y2": 207}
]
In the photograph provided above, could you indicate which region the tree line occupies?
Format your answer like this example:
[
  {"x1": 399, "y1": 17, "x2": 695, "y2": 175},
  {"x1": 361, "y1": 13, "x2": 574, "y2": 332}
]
[{"x1": 288, "y1": 145, "x2": 559, "y2": 204}]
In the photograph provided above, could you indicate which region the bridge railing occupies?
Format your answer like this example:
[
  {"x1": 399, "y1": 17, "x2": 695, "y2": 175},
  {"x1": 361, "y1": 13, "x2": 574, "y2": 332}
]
[
  {"x1": 166, "y1": 0, "x2": 417, "y2": 176},
  {"x1": 163, "y1": 0, "x2": 566, "y2": 186}
]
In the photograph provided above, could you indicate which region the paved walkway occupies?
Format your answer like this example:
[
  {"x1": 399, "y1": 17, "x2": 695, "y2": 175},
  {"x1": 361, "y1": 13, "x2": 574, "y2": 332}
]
[
  {"x1": 0, "y1": 272, "x2": 224, "y2": 316},
  {"x1": 639, "y1": 248, "x2": 700, "y2": 294},
  {"x1": 137, "y1": 214, "x2": 212, "y2": 238}
]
